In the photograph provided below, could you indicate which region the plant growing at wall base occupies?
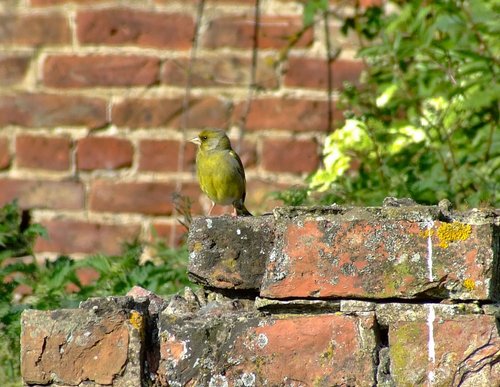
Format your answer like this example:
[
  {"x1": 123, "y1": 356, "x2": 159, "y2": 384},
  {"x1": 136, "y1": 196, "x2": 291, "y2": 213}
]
[{"x1": 0, "y1": 202, "x2": 191, "y2": 386}]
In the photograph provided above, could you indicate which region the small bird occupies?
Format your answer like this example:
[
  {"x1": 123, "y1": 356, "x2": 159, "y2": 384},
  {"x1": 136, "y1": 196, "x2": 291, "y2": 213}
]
[{"x1": 190, "y1": 129, "x2": 252, "y2": 216}]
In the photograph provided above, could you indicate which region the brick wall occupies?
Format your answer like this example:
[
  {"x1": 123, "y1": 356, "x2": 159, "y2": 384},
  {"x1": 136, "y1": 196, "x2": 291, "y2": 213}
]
[
  {"x1": 20, "y1": 204, "x2": 500, "y2": 385},
  {"x1": 0, "y1": 0, "x2": 377, "y2": 256}
]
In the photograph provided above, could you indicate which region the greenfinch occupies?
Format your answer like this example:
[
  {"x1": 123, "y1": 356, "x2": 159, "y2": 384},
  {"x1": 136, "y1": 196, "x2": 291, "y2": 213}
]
[{"x1": 190, "y1": 129, "x2": 252, "y2": 216}]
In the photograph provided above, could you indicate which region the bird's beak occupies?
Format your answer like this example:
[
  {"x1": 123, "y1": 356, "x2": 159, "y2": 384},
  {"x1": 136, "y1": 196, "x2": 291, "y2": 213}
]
[{"x1": 189, "y1": 136, "x2": 201, "y2": 145}]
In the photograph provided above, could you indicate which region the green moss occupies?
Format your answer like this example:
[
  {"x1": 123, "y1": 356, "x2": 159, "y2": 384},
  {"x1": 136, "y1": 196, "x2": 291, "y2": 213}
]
[{"x1": 390, "y1": 323, "x2": 426, "y2": 386}]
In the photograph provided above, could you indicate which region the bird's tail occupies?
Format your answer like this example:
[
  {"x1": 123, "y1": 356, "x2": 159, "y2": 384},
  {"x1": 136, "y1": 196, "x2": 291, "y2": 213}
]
[{"x1": 235, "y1": 202, "x2": 253, "y2": 216}]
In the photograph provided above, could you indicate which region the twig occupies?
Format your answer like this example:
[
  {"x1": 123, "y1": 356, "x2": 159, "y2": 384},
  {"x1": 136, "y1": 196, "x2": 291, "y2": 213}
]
[{"x1": 323, "y1": 10, "x2": 341, "y2": 135}]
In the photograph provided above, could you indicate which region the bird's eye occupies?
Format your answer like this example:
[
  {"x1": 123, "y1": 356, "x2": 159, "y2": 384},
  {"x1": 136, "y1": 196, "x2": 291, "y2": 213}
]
[{"x1": 200, "y1": 135, "x2": 208, "y2": 141}]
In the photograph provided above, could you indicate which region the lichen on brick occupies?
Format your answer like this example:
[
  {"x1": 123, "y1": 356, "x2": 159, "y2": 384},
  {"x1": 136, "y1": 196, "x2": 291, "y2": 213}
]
[
  {"x1": 462, "y1": 278, "x2": 475, "y2": 291},
  {"x1": 129, "y1": 310, "x2": 144, "y2": 331},
  {"x1": 436, "y1": 222, "x2": 472, "y2": 248}
]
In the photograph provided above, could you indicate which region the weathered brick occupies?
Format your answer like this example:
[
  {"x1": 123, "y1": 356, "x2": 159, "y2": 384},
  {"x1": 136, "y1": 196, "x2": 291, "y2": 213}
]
[
  {"x1": 138, "y1": 139, "x2": 196, "y2": 172},
  {"x1": 227, "y1": 314, "x2": 377, "y2": 385},
  {"x1": 159, "y1": 310, "x2": 377, "y2": 385},
  {"x1": 204, "y1": 15, "x2": 313, "y2": 49},
  {"x1": 285, "y1": 58, "x2": 365, "y2": 89},
  {"x1": 187, "y1": 206, "x2": 498, "y2": 300},
  {"x1": 0, "y1": 13, "x2": 70, "y2": 45},
  {"x1": 77, "y1": 9, "x2": 194, "y2": 49},
  {"x1": 162, "y1": 56, "x2": 278, "y2": 89},
  {"x1": 43, "y1": 55, "x2": 160, "y2": 88},
  {"x1": 261, "y1": 210, "x2": 498, "y2": 300},
  {"x1": 0, "y1": 179, "x2": 84, "y2": 210},
  {"x1": 112, "y1": 97, "x2": 230, "y2": 129},
  {"x1": 389, "y1": 313, "x2": 500, "y2": 386},
  {"x1": 233, "y1": 98, "x2": 339, "y2": 131},
  {"x1": 0, "y1": 55, "x2": 30, "y2": 86},
  {"x1": 262, "y1": 137, "x2": 319, "y2": 173},
  {"x1": 151, "y1": 222, "x2": 187, "y2": 248},
  {"x1": 90, "y1": 180, "x2": 200, "y2": 215},
  {"x1": 21, "y1": 300, "x2": 144, "y2": 385},
  {"x1": 76, "y1": 136, "x2": 133, "y2": 170},
  {"x1": 34, "y1": 219, "x2": 140, "y2": 255},
  {"x1": 16, "y1": 135, "x2": 71, "y2": 171},
  {"x1": 0, "y1": 137, "x2": 11, "y2": 169},
  {"x1": 0, "y1": 93, "x2": 107, "y2": 128},
  {"x1": 188, "y1": 216, "x2": 275, "y2": 290}
]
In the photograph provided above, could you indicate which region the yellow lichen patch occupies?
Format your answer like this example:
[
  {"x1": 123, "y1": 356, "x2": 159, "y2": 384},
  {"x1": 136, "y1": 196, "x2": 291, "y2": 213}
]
[
  {"x1": 129, "y1": 310, "x2": 144, "y2": 331},
  {"x1": 463, "y1": 278, "x2": 475, "y2": 291},
  {"x1": 436, "y1": 222, "x2": 472, "y2": 248},
  {"x1": 319, "y1": 341, "x2": 335, "y2": 365},
  {"x1": 193, "y1": 241, "x2": 203, "y2": 252},
  {"x1": 418, "y1": 228, "x2": 434, "y2": 238}
]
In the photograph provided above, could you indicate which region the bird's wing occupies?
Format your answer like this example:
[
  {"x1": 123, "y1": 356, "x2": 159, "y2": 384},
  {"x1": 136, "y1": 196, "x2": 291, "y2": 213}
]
[{"x1": 229, "y1": 150, "x2": 246, "y2": 183}]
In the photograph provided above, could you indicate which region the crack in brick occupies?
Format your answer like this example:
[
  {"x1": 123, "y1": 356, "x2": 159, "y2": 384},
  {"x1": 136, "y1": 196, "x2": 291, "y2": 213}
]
[
  {"x1": 34, "y1": 336, "x2": 47, "y2": 367},
  {"x1": 451, "y1": 328, "x2": 500, "y2": 386}
]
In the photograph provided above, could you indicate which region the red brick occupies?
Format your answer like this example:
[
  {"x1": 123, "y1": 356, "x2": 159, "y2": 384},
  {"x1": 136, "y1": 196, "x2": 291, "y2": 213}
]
[
  {"x1": 235, "y1": 139, "x2": 257, "y2": 169},
  {"x1": 261, "y1": 218, "x2": 496, "y2": 300},
  {"x1": 43, "y1": 55, "x2": 160, "y2": 88},
  {"x1": 204, "y1": 16, "x2": 313, "y2": 49},
  {"x1": 262, "y1": 137, "x2": 319, "y2": 173},
  {"x1": 89, "y1": 180, "x2": 200, "y2": 215},
  {"x1": 285, "y1": 58, "x2": 365, "y2": 89},
  {"x1": 76, "y1": 137, "x2": 133, "y2": 170},
  {"x1": 31, "y1": 0, "x2": 108, "y2": 5},
  {"x1": 159, "y1": 313, "x2": 377, "y2": 385},
  {"x1": 75, "y1": 267, "x2": 100, "y2": 286},
  {"x1": 390, "y1": 314, "x2": 500, "y2": 386},
  {"x1": 231, "y1": 314, "x2": 376, "y2": 385},
  {"x1": 138, "y1": 139, "x2": 196, "y2": 172},
  {"x1": 16, "y1": 135, "x2": 71, "y2": 171},
  {"x1": 156, "y1": 0, "x2": 256, "y2": 3},
  {"x1": 112, "y1": 97, "x2": 230, "y2": 129},
  {"x1": 360, "y1": 0, "x2": 383, "y2": 7},
  {"x1": 0, "y1": 55, "x2": 30, "y2": 86},
  {"x1": 0, "y1": 93, "x2": 107, "y2": 129},
  {"x1": 77, "y1": 9, "x2": 194, "y2": 49},
  {"x1": 233, "y1": 98, "x2": 339, "y2": 132},
  {"x1": 34, "y1": 219, "x2": 140, "y2": 255},
  {"x1": 151, "y1": 222, "x2": 187, "y2": 248},
  {"x1": 245, "y1": 179, "x2": 293, "y2": 213},
  {"x1": 0, "y1": 137, "x2": 11, "y2": 169},
  {"x1": 0, "y1": 13, "x2": 70, "y2": 46},
  {"x1": 162, "y1": 56, "x2": 278, "y2": 89},
  {"x1": 0, "y1": 179, "x2": 84, "y2": 210},
  {"x1": 21, "y1": 308, "x2": 142, "y2": 385}
]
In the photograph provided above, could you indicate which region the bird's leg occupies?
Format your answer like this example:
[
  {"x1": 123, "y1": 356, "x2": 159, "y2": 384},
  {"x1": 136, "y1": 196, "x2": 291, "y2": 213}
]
[
  {"x1": 208, "y1": 201, "x2": 216, "y2": 216},
  {"x1": 231, "y1": 207, "x2": 237, "y2": 217}
]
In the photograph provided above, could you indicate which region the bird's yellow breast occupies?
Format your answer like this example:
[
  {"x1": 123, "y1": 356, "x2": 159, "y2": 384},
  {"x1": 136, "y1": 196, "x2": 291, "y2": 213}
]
[{"x1": 196, "y1": 150, "x2": 245, "y2": 205}]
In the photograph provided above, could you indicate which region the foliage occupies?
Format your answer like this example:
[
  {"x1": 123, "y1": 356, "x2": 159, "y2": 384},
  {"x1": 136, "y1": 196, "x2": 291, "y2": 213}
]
[
  {"x1": 289, "y1": 0, "x2": 499, "y2": 208},
  {"x1": 0, "y1": 202, "x2": 191, "y2": 386},
  {"x1": 0, "y1": 201, "x2": 47, "y2": 260}
]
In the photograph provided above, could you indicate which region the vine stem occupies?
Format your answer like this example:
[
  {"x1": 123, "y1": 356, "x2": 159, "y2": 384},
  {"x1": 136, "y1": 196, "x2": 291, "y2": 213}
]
[
  {"x1": 236, "y1": 0, "x2": 261, "y2": 152},
  {"x1": 170, "y1": 0, "x2": 206, "y2": 247}
]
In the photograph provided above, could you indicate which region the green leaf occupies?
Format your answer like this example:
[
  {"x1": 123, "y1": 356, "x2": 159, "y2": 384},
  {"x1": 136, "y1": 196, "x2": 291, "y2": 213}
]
[{"x1": 303, "y1": 0, "x2": 328, "y2": 26}]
